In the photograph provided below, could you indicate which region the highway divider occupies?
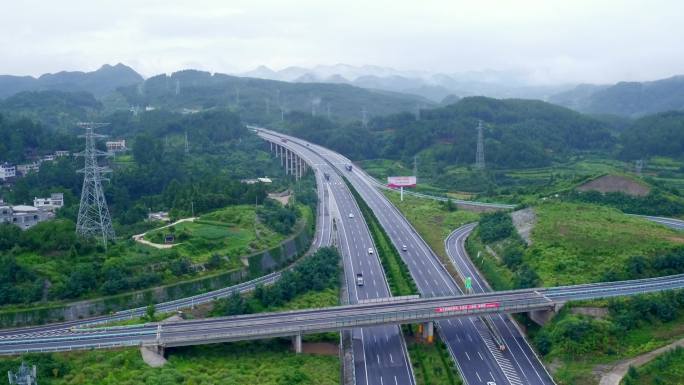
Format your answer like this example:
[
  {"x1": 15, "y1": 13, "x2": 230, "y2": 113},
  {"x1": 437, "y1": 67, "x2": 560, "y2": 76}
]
[{"x1": 343, "y1": 176, "x2": 418, "y2": 297}]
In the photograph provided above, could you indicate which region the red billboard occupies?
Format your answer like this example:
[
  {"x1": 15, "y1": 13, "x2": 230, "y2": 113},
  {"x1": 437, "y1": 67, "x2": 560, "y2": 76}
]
[{"x1": 387, "y1": 176, "x2": 416, "y2": 188}]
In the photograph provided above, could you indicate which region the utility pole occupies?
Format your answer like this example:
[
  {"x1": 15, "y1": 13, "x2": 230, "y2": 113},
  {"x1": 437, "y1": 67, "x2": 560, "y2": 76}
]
[
  {"x1": 361, "y1": 107, "x2": 368, "y2": 128},
  {"x1": 191, "y1": 201, "x2": 195, "y2": 217},
  {"x1": 413, "y1": 155, "x2": 418, "y2": 180},
  {"x1": 280, "y1": 107, "x2": 285, "y2": 122},
  {"x1": 475, "y1": 120, "x2": 485, "y2": 169},
  {"x1": 75, "y1": 122, "x2": 115, "y2": 248},
  {"x1": 184, "y1": 131, "x2": 189, "y2": 154}
]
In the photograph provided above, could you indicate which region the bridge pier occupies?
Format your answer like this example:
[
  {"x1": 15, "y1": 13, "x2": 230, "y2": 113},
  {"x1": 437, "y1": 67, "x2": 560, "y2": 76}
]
[
  {"x1": 421, "y1": 321, "x2": 434, "y2": 343},
  {"x1": 530, "y1": 303, "x2": 564, "y2": 326},
  {"x1": 292, "y1": 333, "x2": 302, "y2": 353}
]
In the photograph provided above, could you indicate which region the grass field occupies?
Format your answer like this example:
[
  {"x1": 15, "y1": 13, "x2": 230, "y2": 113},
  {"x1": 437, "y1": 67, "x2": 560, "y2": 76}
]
[
  {"x1": 526, "y1": 201, "x2": 684, "y2": 286},
  {"x1": 144, "y1": 204, "x2": 304, "y2": 264}
]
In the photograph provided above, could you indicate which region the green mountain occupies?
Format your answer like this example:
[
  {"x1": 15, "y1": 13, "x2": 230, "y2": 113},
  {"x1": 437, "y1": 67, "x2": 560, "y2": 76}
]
[
  {"x1": 549, "y1": 75, "x2": 684, "y2": 117},
  {"x1": 0, "y1": 63, "x2": 143, "y2": 99},
  {"x1": 620, "y1": 111, "x2": 684, "y2": 159},
  {"x1": 117, "y1": 69, "x2": 432, "y2": 121},
  {"x1": 0, "y1": 90, "x2": 103, "y2": 129}
]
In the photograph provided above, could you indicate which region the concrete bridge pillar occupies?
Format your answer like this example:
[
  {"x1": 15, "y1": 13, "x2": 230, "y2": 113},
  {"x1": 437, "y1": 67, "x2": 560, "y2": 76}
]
[
  {"x1": 422, "y1": 321, "x2": 434, "y2": 343},
  {"x1": 296, "y1": 155, "x2": 302, "y2": 180},
  {"x1": 530, "y1": 303, "x2": 564, "y2": 326},
  {"x1": 292, "y1": 333, "x2": 302, "y2": 353},
  {"x1": 286, "y1": 150, "x2": 291, "y2": 175}
]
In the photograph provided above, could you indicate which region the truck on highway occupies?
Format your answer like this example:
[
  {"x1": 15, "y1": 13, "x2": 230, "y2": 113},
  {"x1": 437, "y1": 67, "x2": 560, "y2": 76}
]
[
  {"x1": 281, "y1": 138, "x2": 288, "y2": 143},
  {"x1": 324, "y1": 172, "x2": 330, "y2": 181},
  {"x1": 345, "y1": 164, "x2": 353, "y2": 171},
  {"x1": 356, "y1": 273, "x2": 364, "y2": 286}
]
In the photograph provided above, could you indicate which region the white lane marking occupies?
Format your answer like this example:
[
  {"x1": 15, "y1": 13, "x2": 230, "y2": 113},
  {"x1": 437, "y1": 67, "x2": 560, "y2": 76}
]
[
  {"x1": 465, "y1": 351, "x2": 470, "y2": 360},
  {"x1": 390, "y1": 353, "x2": 394, "y2": 363},
  {"x1": 476, "y1": 372, "x2": 482, "y2": 382},
  {"x1": 478, "y1": 351, "x2": 484, "y2": 360}
]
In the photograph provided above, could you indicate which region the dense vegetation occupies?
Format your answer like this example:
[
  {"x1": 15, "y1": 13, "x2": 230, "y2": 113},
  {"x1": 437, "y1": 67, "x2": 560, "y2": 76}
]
[
  {"x1": 535, "y1": 291, "x2": 684, "y2": 359},
  {"x1": 281, "y1": 97, "x2": 615, "y2": 170},
  {"x1": 620, "y1": 111, "x2": 684, "y2": 159},
  {"x1": 212, "y1": 247, "x2": 340, "y2": 316},
  {"x1": 0, "y1": 107, "x2": 319, "y2": 307}
]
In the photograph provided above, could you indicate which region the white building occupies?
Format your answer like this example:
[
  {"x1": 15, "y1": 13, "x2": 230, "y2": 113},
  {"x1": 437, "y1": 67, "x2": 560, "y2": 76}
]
[
  {"x1": 148, "y1": 211, "x2": 170, "y2": 222},
  {"x1": 106, "y1": 140, "x2": 127, "y2": 152},
  {"x1": 16, "y1": 162, "x2": 40, "y2": 176},
  {"x1": 0, "y1": 163, "x2": 16, "y2": 180},
  {"x1": 54, "y1": 150, "x2": 70, "y2": 157},
  {"x1": 33, "y1": 193, "x2": 64, "y2": 210}
]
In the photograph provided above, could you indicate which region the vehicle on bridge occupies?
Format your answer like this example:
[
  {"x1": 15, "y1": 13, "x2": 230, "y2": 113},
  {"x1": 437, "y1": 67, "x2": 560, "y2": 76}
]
[
  {"x1": 345, "y1": 164, "x2": 353, "y2": 171},
  {"x1": 349, "y1": 213, "x2": 354, "y2": 218},
  {"x1": 356, "y1": 273, "x2": 364, "y2": 286},
  {"x1": 324, "y1": 172, "x2": 330, "y2": 181},
  {"x1": 368, "y1": 247, "x2": 374, "y2": 254},
  {"x1": 402, "y1": 244, "x2": 407, "y2": 251},
  {"x1": 281, "y1": 138, "x2": 288, "y2": 143}
]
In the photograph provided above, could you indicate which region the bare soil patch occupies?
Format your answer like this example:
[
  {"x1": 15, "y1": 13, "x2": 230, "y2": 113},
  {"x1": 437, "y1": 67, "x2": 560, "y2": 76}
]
[
  {"x1": 302, "y1": 342, "x2": 339, "y2": 355},
  {"x1": 577, "y1": 175, "x2": 650, "y2": 197}
]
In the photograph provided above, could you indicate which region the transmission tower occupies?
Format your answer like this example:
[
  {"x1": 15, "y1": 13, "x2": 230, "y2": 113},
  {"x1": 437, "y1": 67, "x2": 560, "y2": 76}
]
[
  {"x1": 475, "y1": 120, "x2": 485, "y2": 169},
  {"x1": 184, "y1": 131, "x2": 189, "y2": 154},
  {"x1": 635, "y1": 159, "x2": 644, "y2": 176},
  {"x1": 7, "y1": 362, "x2": 37, "y2": 385},
  {"x1": 76, "y1": 122, "x2": 115, "y2": 247}
]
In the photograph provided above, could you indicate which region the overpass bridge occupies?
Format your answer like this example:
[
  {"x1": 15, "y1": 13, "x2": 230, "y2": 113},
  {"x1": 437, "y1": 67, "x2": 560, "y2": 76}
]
[{"x1": 2, "y1": 273, "x2": 683, "y2": 355}]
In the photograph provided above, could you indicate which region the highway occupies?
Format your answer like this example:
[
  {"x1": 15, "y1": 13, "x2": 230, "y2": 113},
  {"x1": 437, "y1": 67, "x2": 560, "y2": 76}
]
[
  {"x1": 446, "y1": 224, "x2": 555, "y2": 384},
  {"x1": 258, "y1": 128, "x2": 538, "y2": 385},
  {"x1": 3, "y1": 274, "x2": 684, "y2": 355},
  {"x1": 273, "y1": 138, "x2": 416, "y2": 385}
]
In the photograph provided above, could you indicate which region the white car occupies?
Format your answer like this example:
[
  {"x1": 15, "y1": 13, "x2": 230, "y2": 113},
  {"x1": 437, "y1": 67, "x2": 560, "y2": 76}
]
[
  {"x1": 349, "y1": 213, "x2": 355, "y2": 218},
  {"x1": 368, "y1": 248, "x2": 374, "y2": 254},
  {"x1": 401, "y1": 244, "x2": 407, "y2": 251}
]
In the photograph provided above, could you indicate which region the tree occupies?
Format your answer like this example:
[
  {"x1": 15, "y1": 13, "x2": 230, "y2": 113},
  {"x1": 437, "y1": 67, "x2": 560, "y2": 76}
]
[{"x1": 145, "y1": 304, "x2": 156, "y2": 322}]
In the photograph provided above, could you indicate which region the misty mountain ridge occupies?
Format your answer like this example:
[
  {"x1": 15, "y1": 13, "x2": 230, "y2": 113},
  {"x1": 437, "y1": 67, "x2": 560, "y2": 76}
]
[
  {"x1": 548, "y1": 75, "x2": 684, "y2": 117},
  {"x1": 237, "y1": 64, "x2": 575, "y2": 102},
  {"x1": 0, "y1": 63, "x2": 143, "y2": 99}
]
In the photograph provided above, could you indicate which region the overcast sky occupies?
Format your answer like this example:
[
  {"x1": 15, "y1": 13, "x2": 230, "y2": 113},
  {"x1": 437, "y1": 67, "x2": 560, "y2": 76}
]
[{"x1": 2, "y1": 0, "x2": 683, "y2": 84}]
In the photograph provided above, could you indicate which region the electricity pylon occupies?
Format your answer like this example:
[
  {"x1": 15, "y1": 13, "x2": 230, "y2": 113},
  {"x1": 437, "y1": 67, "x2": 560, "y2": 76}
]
[
  {"x1": 475, "y1": 120, "x2": 485, "y2": 169},
  {"x1": 75, "y1": 122, "x2": 115, "y2": 247}
]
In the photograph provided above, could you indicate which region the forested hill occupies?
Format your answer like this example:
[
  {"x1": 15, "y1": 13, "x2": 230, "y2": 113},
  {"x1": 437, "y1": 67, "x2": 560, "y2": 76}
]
[
  {"x1": 282, "y1": 97, "x2": 615, "y2": 169},
  {"x1": 620, "y1": 111, "x2": 684, "y2": 159},
  {"x1": 0, "y1": 63, "x2": 143, "y2": 99},
  {"x1": 116, "y1": 69, "x2": 432, "y2": 121},
  {"x1": 549, "y1": 75, "x2": 684, "y2": 117}
]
